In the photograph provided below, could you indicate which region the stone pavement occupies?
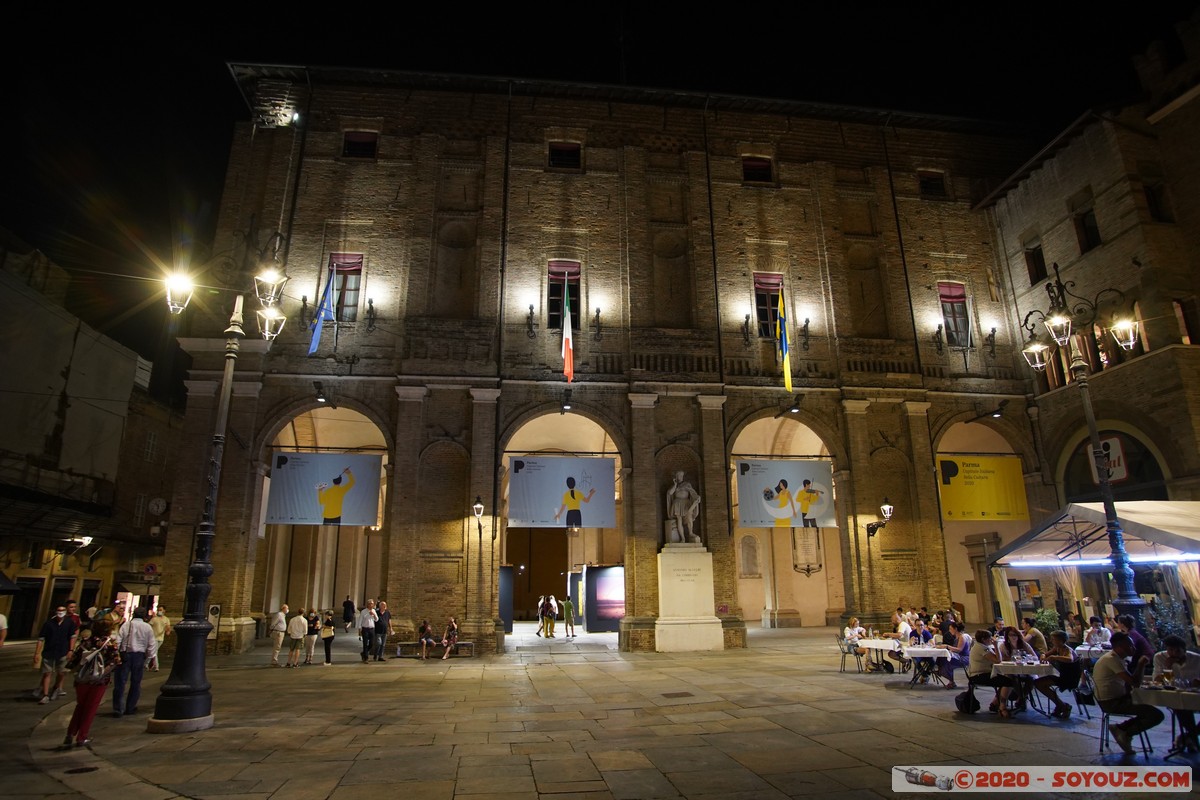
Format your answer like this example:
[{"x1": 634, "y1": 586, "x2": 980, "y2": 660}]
[{"x1": 5, "y1": 624, "x2": 1197, "y2": 799}]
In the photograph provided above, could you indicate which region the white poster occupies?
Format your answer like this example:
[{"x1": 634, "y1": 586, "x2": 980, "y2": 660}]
[
  {"x1": 265, "y1": 451, "x2": 383, "y2": 526},
  {"x1": 509, "y1": 456, "x2": 616, "y2": 528},
  {"x1": 736, "y1": 459, "x2": 835, "y2": 528}
]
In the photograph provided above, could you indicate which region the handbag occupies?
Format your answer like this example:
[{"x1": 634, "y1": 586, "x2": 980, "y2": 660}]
[{"x1": 320, "y1": 626, "x2": 334, "y2": 639}]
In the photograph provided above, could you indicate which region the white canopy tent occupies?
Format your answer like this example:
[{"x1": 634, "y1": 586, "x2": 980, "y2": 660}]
[{"x1": 986, "y1": 502, "x2": 1200, "y2": 568}]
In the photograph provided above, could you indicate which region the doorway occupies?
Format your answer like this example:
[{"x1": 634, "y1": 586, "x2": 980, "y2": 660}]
[{"x1": 507, "y1": 527, "x2": 569, "y2": 620}]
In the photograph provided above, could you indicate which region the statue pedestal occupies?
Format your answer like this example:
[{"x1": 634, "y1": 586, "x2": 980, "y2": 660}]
[{"x1": 655, "y1": 543, "x2": 723, "y2": 652}]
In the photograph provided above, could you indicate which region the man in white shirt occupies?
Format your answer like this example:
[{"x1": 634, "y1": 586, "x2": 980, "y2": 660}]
[
  {"x1": 885, "y1": 612, "x2": 913, "y2": 669},
  {"x1": 1085, "y1": 616, "x2": 1113, "y2": 646},
  {"x1": 357, "y1": 599, "x2": 378, "y2": 663},
  {"x1": 1094, "y1": 632, "x2": 1163, "y2": 754},
  {"x1": 269, "y1": 604, "x2": 288, "y2": 666},
  {"x1": 285, "y1": 608, "x2": 308, "y2": 668},
  {"x1": 112, "y1": 607, "x2": 158, "y2": 717},
  {"x1": 1153, "y1": 634, "x2": 1200, "y2": 750}
]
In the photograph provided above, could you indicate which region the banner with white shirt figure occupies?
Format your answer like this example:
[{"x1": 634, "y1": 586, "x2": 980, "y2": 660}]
[
  {"x1": 265, "y1": 452, "x2": 383, "y2": 526},
  {"x1": 508, "y1": 456, "x2": 616, "y2": 528},
  {"x1": 736, "y1": 459, "x2": 835, "y2": 528}
]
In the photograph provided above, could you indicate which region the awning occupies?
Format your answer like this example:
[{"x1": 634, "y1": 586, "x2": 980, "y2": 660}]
[{"x1": 986, "y1": 501, "x2": 1200, "y2": 568}]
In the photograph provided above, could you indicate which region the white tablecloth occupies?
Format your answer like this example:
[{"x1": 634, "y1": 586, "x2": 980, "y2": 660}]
[
  {"x1": 991, "y1": 662, "x2": 1057, "y2": 678},
  {"x1": 1075, "y1": 644, "x2": 1108, "y2": 659},
  {"x1": 858, "y1": 639, "x2": 901, "y2": 652},
  {"x1": 1134, "y1": 687, "x2": 1200, "y2": 712},
  {"x1": 904, "y1": 647, "x2": 949, "y2": 660}
]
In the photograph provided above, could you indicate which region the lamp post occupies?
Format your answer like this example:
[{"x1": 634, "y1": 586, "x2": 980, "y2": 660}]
[
  {"x1": 1020, "y1": 263, "x2": 1144, "y2": 620},
  {"x1": 866, "y1": 498, "x2": 894, "y2": 538},
  {"x1": 148, "y1": 235, "x2": 288, "y2": 733}
]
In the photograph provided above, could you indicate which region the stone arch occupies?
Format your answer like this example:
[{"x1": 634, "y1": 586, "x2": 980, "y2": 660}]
[
  {"x1": 930, "y1": 410, "x2": 1036, "y2": 474},
  {"x1": 499, "y1": 400, "x2": 631, "y2": 467},
  {"x1": 1054, "y1": 421, "x2": 1173, "y2": 504},
  {"x1": 726, "y1": 404, "x2": 847, "y2": 468},
  {"x1": 255, "y1": 392, "x2": 395, "y2": 462}
]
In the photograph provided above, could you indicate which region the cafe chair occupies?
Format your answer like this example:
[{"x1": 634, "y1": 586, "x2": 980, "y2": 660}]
[
  {"x1": 1099, "y1": 711, "x2": 1152, "y2": 757},
  {"x1": 1054, "y1": 660, "x2": 1091, "y2": 719},
  {"x1": 836, "y1": 635, "x2": 864, "y2": 673}
]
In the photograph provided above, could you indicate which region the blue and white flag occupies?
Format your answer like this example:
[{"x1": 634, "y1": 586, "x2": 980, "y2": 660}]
[{"x1": 308, "y1": 270, "x2": 335, "y2": 356}]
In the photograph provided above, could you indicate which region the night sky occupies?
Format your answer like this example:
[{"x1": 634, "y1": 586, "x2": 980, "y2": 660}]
[{"x1": 3, "y1": 5, "x2": 1196, "y2": 362}]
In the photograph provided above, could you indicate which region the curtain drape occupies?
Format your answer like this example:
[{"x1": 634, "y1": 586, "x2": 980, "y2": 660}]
[{"x1": 990, "y1": 566, "x2": 1018, "y2": 627}]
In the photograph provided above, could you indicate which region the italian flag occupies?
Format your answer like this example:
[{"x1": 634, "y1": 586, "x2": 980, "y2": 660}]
[{"x1": 562, "y1": 280, "x2": 574, "y2": 383}]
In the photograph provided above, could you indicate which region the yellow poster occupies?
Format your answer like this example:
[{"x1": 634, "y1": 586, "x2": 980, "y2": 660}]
[{"x1": 937, "y1": 455, "x2": 1029, "y2": 521}]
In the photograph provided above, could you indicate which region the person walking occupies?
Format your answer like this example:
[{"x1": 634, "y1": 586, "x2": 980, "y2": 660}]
[
  {"x1": 320, "y1": 610, "x2": 336, "y2": 665},
  {"x1": 560, "y1": 594, "x2": 576, "y2": 638},
  {"x1": 304, "y1": 609, "x2": 320, "y2": 665},
  {"x1": 148, "y1": 606, "x2": 171, "y2": 671},
  {"x1": 33, "y1": 603, "x2": 79, "y2": 704},
  {"x1": 357, "y1": 599, "x2": 378, "y2": 663},
  {"x1": 269, "y1": 604, "x2": 288, "y2": 666},
  {"x1": 534, "y1": 595, "x2": 546, "y2": 637},
  {"x1": 112, "y1": 607, "x2": 157, "y2": 717},
  {"x1": 342, "y1": 595, "x2": 356, "y2": 633},
  {"x1": 285, "y1": 607, "x2": 307, "y2": 667},
  {"x1": 374, "y1": 601, "x2": 393, "y2": 661},
  {"x1": 441, "y1": 616, "x2": 459, "y2": 661},
  {"x1": 63, "y1": 618, "x2": 120, "y2": 747},
  {"x1": 545, "y1": 595, "x2": 559, "y2": 638}
]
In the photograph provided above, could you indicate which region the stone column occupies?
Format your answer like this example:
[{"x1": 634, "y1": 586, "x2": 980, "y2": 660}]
[
  {"x1": 621, "y1": 392, "x2": 659, "y2": 651},
  {"x1": 388, "y1": 386, "x2": 428, "y2": 632},
  {"x1": 903, "y1": 400, "x2": 951, "y2": 609},
  {"x1": 840, "y1": 399, "x2": 874, "y2": 620},
  {"x1": 696, "y1": 394, "x2": 746, "y2": 645},
  {"x1": 468, "y1": 387, "x2": 501, "y2": 652}
]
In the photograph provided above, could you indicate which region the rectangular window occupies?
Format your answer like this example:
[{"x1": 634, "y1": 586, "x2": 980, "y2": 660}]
[
  {"x1": 918, "y1": 170, "x2": 947, "y2": 198},
  {"x1": 1023, "y1": 238, "x2": 1047, "y2": 285},
  {"x1": 753, "y1": 273, "x2": 783, "y2": 338},
  {"x1": 342, "y1": 131, "x2": 378, "y2": 159},
  {"x1": 133, "y1": 493, "x2": 147, "y2": 528},
  {"x1": 548, "y1": 142, "x2": 582, "y2": 170},
  {"x1": 143, "y1": 430, "x2": 158, "y2": 463},
  {"x1": 1070, "y1": 190, "x2": 1101, "y2": 253},
  {"x1": 547, "y1": 260, "x2": 581, "y2": 330},
  {"x1": 1174, "y1": 299, "x2": 1196, "y2": 345},
  {"x1": 1145, "y1": 181, "x2": 1174, "y2": 223},
  {"x1": 742, "y1": 156, "x2": 773, "y2": 183},
  {"x1": 329, "y1": 253, "x2": 363, "y2": 323},
  {"x1": 937, "y1": 281, "x2": 971, "y2": 347}
]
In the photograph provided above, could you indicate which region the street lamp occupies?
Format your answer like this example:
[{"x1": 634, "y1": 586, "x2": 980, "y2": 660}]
[
  {"x1": 1020, "y1": 262, "x2": 1144, "y2": 620},
  {"x1": 866, "y1": 498, "x2": 893, "y2": 538},
  {"x1": 149, "y1": 231, "x2": 288, "y2": 734}
]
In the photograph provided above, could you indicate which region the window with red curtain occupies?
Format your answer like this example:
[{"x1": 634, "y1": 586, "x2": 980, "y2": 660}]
[
  {"x1": 937, "y1": 281, "x2": 970, "y2": 347},
  {"x1": 547, "y1": 260, "x2": 581, "y2": 330},
  {"x1": 329, "y1": 253, "x2": 363, "y2": 322},
  {"x1": 753, "y1": 273, "x2": 783, "y2": 338}
]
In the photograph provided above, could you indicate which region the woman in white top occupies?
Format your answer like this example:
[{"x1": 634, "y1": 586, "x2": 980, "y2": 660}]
[
  {"x1": 997, "y1": 625, "x2": 1038, "y2": 662},
  {"x1": 967, "y1": 629, "x2": 1017, "y2": 718},
  {"x1": 843, "y1": 617, "x2": 868, "y2": 656}
]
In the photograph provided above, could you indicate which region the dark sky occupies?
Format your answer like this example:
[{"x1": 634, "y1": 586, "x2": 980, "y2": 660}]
[{"x1": 3, "y1": 5, "x2": 1196, "y2": 361}]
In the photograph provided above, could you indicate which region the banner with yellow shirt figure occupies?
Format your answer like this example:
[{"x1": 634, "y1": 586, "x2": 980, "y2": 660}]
[
  {"x1": 265, "y1": 452, "x2": 383, "y2": 526},
  {"x1": 936, "y1": 454, "x2": 1029, "y2": 521}
]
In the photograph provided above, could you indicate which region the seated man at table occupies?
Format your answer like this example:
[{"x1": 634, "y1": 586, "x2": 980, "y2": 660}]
[
  {"x1": 884, "y1": 612, "x2": 913, "y2": 669},
  {"x1": 1095, "y1": 632, "x2": 1164, "y2": 754},
  {"x1": 937, "y1": 620, "x2": 971, "y2": 690},
  {"x1": 1033, "y1": 630, "x2": 1078, "y2": 720},
  {"x1": 1116, "y1": 614, "x2": 1155, "y2": 672},
  {"x1": 908, "y1": 619, "x2": 935, "y2": 682},
  {"x1": 1021, "y1": 617, "x2": 1048, "y2": 658},
  {"x1": 843, "y1": 617, "x2": 868, "y2": 657},
  {"x1": 1084, "y1": 616, "x2": 1113, "y2": 647},
  {"x1": 967, "y1": 629, "x2": 1017, "y2": 718},
  {"x1": 1152, "y1": 634, "x2": 1200, "y2": 751}
]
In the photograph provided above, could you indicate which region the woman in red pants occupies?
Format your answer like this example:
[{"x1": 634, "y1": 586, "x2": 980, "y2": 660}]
[{"x1": 63, "y1": 619, "x2": 121, "y2": 747}]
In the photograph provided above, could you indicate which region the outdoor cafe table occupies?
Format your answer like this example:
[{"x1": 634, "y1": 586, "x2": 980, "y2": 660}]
[
  {"x1": 858, "y1": 638, "x2": 901, "y2": 670},
  {"x1": 1133, "y1": 687, "x2": 1200, "y2": 759},
  {"x1": 903, "y1": 646, "x2": 949, "y2": 687},
  {"x1": 991, "y1": 661, "x2": 1059, "y2": 716},
  {"x1": 1075, "y1": 644, "x2": 1108, "y2": 662}
]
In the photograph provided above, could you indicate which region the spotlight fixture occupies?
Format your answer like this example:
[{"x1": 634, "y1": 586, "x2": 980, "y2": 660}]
[
  {"x1": 314, "y1": 381, "x2": 327, "y2": 403},
  {"x1": 774, "y1": 394, "x2": 803, "y2": 419},
  {"x1": 969, "y1": 398, "x2": 1009, "y2": 423},
  {"x1": 866, "y1": 498, "x2": 894, "y2": 538},
  {"x1": 560, "y1": 388, "x2": 572, "y2": 414}
]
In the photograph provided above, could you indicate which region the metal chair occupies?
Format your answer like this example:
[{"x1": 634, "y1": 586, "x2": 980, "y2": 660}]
[
  {"x1": 1099, "y1": 710, "x2": 1153, "y2": 756},
  {"x1": 836, "y1": 635, "x2": 864, "y2": 673}
]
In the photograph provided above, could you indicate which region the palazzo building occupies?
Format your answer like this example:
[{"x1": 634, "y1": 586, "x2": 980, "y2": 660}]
[{"x1": 159, "y1": 35, "x2": 1200, "y2": 654}]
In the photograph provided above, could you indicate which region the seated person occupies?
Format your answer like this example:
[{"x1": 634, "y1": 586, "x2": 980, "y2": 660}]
[
  {"x1": 843, "y1": 617, "x2": 868, "y2": 657},
  {"x1": 1033, "y1": 630, "x2": 1078, "y2": 719},
  {"x1": 1095, "y1": 632, "x2": 1163, "y2": 754},
  {"x1": 884, "y1": 612, "x2": 913, "y2": 668},
  {"x1": 1021, "y1": 617, "x2": 1047, "y2": 658},
  {"x1": 908, "y1": 619, "x2": 935, "y2": 681},
  {"x1": 416, "y1": 619, "x2": 437, "y2": 660},
  {"x1": 936, "y1": 620, "x2": 971, "y2": 690},
  {"x1": 1153, "y1": 634, "x2": 1200, "y2": 751},
  {"x1": 992, "y1": 617, "x2": 1006, "y2": 637},
  {"x1": 967, "y1": 629, "x2": 1017, "y2": 718},
  {"x1": 1065, "y1": 613, "x2": 1084, "y2": 647},
  {"x1": 997, "y1": 625, "x2": 1038, "y2": 662},
  {"x1": 1084, "y1": 616, "x2": 1112, "y2": 647},
  {"x1": 1115, "y1": 614, "x2": 1155, "y2": 672}
]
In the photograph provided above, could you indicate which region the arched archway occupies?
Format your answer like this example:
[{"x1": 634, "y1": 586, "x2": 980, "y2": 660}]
[
  {"x1": 499, "y1": 407, "x2": 625, "y2": 632},
  {"x1": 729, "y1": 412, "x2": 840, "y2": 627},
  {"x1": 256, "y1": 405, "x2": 389, "y2": 620}
]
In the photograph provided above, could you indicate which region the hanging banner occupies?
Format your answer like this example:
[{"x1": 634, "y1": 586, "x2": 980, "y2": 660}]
[
  {"x1": 937, "y1": 454, "x2": 1029, "y2": 521},
  {"x1": 265, "y1": 452, "x2": 383, "y2": 526},
  {"x1": 736, "y1": 459, "x2": 835, "y2": 528},
  {"x1": 508, "y1": 456, "x2": 616, "y2": 528}
]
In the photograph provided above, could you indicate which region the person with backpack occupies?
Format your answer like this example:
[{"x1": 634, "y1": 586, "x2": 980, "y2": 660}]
[{"x1": 63, "y1": 618, "x2": 121, "y2": 747}]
